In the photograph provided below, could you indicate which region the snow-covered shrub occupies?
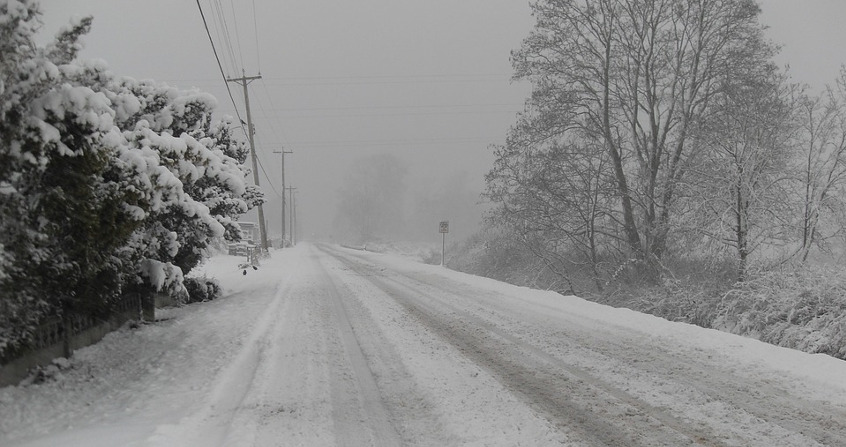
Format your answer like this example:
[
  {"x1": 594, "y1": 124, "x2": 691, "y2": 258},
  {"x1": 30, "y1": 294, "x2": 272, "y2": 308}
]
[
  {"x1": 618, "y1": 254, "x2": 738, "y2": 327},
  {"x1": 449, "y1": 229, "x2": 586, "y2": 295},
  {"x1": 183, "y1": 277, "x2": 221, "y2": 303},
  {"x1": 0, "y1": 1, "x2": 257, "y2": 358},
  {"x1": 21, "y1": 357, "x2": 72, "y2": 386},
  {"x1": 0, "y1": 7, "x2": 143, "y2": 354},
  {"x1": 109, "y1": 77, "x2": 260, "y2": 281},
  {"x1": 713, "y1": 266, "x2": 846, "y2": 359}
]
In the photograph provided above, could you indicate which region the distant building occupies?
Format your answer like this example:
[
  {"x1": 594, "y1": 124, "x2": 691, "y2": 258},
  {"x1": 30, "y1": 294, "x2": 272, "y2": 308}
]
[
  {"x1": 229, "y1": 222, "x2": 260, "y2": 256},
  {"x1": 238, "y1": 222, "x2": 260, "y2": 244}
]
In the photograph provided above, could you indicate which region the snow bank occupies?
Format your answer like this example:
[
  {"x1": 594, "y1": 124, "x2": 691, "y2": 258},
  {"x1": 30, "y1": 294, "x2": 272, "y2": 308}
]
[{"x1": 345, "y1": 247, "x2": 846, "y2": 403}]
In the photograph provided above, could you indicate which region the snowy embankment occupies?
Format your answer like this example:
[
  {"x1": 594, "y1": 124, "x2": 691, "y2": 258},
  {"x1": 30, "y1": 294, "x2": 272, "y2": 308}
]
[
  {"x1": 413, "y1": 256, "x2": 846, "y2": 398},
  {"x1": 326, "y1": 246, "x2": 846, "y2": 445},
  {"x1": 2, "y1": 243, "x2": 845, "y2": 446}
]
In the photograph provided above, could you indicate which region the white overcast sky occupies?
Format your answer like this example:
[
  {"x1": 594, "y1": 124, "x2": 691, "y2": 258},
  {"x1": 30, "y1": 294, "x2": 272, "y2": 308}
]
[{"x1": 37, "y1": 0, "x2": 846, "y2": 240}]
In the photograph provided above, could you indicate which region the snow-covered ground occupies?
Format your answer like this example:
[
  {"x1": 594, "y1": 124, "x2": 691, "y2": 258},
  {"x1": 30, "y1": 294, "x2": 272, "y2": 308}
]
[{"x1": 2, "y1": 243, "x2": 845, "y2": 446}]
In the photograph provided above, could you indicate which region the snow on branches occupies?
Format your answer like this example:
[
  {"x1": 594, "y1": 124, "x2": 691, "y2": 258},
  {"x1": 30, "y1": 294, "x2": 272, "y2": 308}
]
[{"x1": 0, "y1": 0, "x2": 257, "y2": 356}]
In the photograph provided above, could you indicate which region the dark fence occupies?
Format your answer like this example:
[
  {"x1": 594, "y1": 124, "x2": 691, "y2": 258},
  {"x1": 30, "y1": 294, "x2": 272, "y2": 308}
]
[{"x1": 0, "y1": 293, "x2": 152, "y2": 387}]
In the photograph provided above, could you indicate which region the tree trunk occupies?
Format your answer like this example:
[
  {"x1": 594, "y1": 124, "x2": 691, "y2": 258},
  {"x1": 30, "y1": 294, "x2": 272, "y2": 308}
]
[
  {"x1": 62, "y1": 312, "x2": 72, "y2": 359},
  {"x1": 61, "y1": 300, "x2": 73, "y2": 359},
  {"x1": 735, "y1": 181, "x2": 748, "y2": 282},
  {"x1": 600, "y1": 15, "x2": 643, "y2": 260},
  {"x1": 141, "y1": 292, "x2": 155, "y2": 322}
]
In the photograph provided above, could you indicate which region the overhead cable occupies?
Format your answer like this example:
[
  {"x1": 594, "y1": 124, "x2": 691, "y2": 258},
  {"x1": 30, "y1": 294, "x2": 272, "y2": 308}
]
[
  {"x1": 252, "y1": 0, "x2": 261, "y2": 72},
  {"x1": 195, "y1": 0, "x2": 247, "y2": 136},
  {"x1": 225, "y1": 0, "x2": 247, "y2": 72}
]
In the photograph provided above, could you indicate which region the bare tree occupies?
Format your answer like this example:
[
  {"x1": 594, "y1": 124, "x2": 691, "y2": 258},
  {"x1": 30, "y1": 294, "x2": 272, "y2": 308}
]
[
  {"x1": 509, "y1": 0, "x2": 775, "y2": 269},
  {"x1": 795, "y1": 73, "x2": 846, "y2": 261},
  {"x1": 486, "y1": 116, "x2": 619, "y2": 292},
  {"x1": 686, "y1": 69, "x2": 797, "y2": 281}
]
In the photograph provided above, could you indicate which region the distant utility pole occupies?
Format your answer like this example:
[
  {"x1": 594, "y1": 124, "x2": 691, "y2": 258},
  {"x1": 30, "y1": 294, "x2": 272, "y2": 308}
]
[
  {"x1": 273, "y1": 149, "x2": 292, "y2": 246},
  {"x1": 286, "y1": 186, "x2": 297, "y2": 246},
  {"x1": 439, "y1": 220, "x2": 449, "y2": 266},
  {"x1": 293, "y1": 190, "x2": 298, "y2": 245},
  {"x1": 227, "y1": 70, "x2": 269, "y2": 252}
]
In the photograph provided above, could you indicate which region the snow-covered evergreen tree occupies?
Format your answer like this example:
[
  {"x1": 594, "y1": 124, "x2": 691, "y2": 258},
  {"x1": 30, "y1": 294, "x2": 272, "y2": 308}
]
[
  {"x1": 108, "y1": 78, "x2": 259, "y2": 292},
  {"x1": 0, "y1": 0, "x2": 258, "y2": 357},
  {"x1": 0, "y1": 3, "x2": 143, "y2": 354}
]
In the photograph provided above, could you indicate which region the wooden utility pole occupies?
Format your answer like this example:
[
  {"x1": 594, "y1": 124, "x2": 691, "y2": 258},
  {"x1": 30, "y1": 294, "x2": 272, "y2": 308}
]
[
  {"x1": 286, "y1": 186, "x2": 297, "y2": 246},
  {"x1": 227, "y1": 70, "x2": 268, "y2": 252},
  {"x1": 273, "y1": 149, "x2": 292, "y2": 246},
  {"x1": 439, "y1": 221, "x2": 449, "y2": 266},
  {"x1": 293, "y1": 190, "x2": 298, "y2": 245}
]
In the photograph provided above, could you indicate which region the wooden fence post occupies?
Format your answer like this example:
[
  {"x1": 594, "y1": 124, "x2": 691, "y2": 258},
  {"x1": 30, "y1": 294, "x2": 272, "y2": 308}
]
[
  {"x1": 141, "y1": 292, "x2": 155, "y2": 322},
  {"x1": 62, "y1": 312, "x2": 72, "y2": 359}
]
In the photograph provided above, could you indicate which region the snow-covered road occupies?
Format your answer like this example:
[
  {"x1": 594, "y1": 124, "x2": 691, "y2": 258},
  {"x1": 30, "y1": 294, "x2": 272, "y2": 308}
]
[{"x1": 3, "y1": 243, "x2": 846, "y2": 446}]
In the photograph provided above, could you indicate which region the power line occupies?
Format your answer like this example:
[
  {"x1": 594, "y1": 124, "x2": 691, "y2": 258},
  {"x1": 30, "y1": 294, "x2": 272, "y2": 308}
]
[
  {"x1": 217, "y1": 0, "x2": 239, "y2": 72},
  {"x1": 220, "y1": 101, "x2": 522, "y2": 123},
  {"x1": 265, "y1": 73, "x2": 512, "y2": 80},
  {"x1": 208, "y1": 1, "x2": 232, "y2": 74},
  {"x1": 210, "y1": 0, "x2": 238, "y2": 75},
  {"x1": 253, "y1": 80, "x2": 291, "y2": 145},
  {"x1": 263, "y1": 102, "x2": 522, "y2": 112},
  {"x1": 226, "y1": 0, "x2": 247, "y2": 71},
  {"x1": 283, "y1": 136, "x2": 495, "y2": 149},
  {"x1": 195, "y1": 0, "x2": 247, "y2": 136},
  {"x1": 252, "y1": 0, "x2": 261, "y2": 73},
  {"x1": 260, "y1": 79, "x2": 513, "y2": 87},
  {"x1": 250, "y1": 124, "x2": 285, "y2": 200},
  {"x1": 200, "y1": 0, "x2": 283, "y2": 244},
  {"x1": 224, "y1": 3, "x2": 279, "y2": 198},
  {"x1": 155, "y1": 73, "x2": 516, "y2": 86},
  {"x1": 255, "y1": 152, "x2": 284, "y2": 200},
  {"x1": 257, "y1": 110, "x2": 521, "y2": 119}
]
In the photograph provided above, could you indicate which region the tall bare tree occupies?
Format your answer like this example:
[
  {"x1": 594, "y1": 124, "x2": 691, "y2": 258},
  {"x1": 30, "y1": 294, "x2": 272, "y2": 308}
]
[
  {"x1": 509, "y1": 0, "x2": 775, "y2": 267},
  {"x1": 686, "y1": 69, "x2": 797, "y2": 280},
  {"x1": 486, "y1": 125, "x2": 618, "y2": 292},
  {"x1": 795, "y1": 73, "x2": 846, "y2": 261}
]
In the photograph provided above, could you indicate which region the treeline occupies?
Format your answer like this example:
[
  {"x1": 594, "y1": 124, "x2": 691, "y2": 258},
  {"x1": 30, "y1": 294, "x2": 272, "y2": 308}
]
[
  {"x1": 0, "y1": 2, "x2": 261, "y2": 358},
  {"x1": 477, "y1": 0, "x2": 846, "y2": 358},
  {"x1": 486, "y1": 0, "x2": 846, "y2": 289},
  {"x1": 332, "y1": 153, "x2": 483, "y2": 244}
]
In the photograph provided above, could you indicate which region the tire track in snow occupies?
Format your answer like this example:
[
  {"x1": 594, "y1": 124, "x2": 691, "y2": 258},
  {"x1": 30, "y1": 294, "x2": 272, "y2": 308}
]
[
  {"x1": 316, "y1": 245, "x2": 574, "y2": 446},
  {"x1": 313, "y1": 251, "x2": 404, "y2": 447},
  {"x1": 329, "y1": 246, "x2": 846, "y2": 446},
  {"x1": 379, "y1": 280, "x2": 714, "y2": 446},
  {"x1": 231, "y1": 252, "x2": 337, "y2": 447},
  {"x1": 499, "y1": 302, "x2": 846, "y2": 447},
  {"x1": 146, "y1": 271, "x2": 294, "y2": 447},
  {"x1": 325, "y1": 246, "x2": 725, "y2": 447},
  {"x1": 396, "y1": 268, "x2": 846, "y2": 447}
]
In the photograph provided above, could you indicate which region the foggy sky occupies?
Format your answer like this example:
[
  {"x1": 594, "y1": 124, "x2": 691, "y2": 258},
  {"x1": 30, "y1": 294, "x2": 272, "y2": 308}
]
[{"x1": 37, "y1": 0, "x2": 846, "y2": 242}]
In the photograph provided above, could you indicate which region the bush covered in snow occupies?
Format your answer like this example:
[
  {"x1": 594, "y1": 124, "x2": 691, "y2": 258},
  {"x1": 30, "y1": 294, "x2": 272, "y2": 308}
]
[
  {"x1": 0, "y1": 0, "x2": 259, "y2": 359},
  {"x1": 449, "y1": 230, "x2": 587, "y2": 295},
  {"x1": 602, "y1": 260, "x2": 846, "y2": 360},
  {"x1": 183, "y1": 277, "x2": 222, "y2": 304},
  {"x1": 712, "y1": 267, "x2": 846, "y2": 359},
  {"x1": 452, "y1": 229, "x2": 846, "y2": 360}
]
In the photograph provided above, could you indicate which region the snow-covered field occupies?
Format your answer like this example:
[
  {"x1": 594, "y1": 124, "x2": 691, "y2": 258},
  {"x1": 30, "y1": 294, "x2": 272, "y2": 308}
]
[{"x1": 2, "y1": 243, "x2": 845, "y2": 446}]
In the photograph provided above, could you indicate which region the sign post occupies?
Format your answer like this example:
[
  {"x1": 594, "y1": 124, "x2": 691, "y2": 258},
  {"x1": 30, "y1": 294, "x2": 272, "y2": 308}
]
[{"x1": 439, "y1": 221, "x2": 449, "y2": 266}]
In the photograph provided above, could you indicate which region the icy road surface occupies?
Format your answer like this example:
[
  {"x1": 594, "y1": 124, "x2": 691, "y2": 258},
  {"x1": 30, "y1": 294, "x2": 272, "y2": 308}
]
[{"x1": 3, "y1": 243, "x2": 846, "y2": 446}]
